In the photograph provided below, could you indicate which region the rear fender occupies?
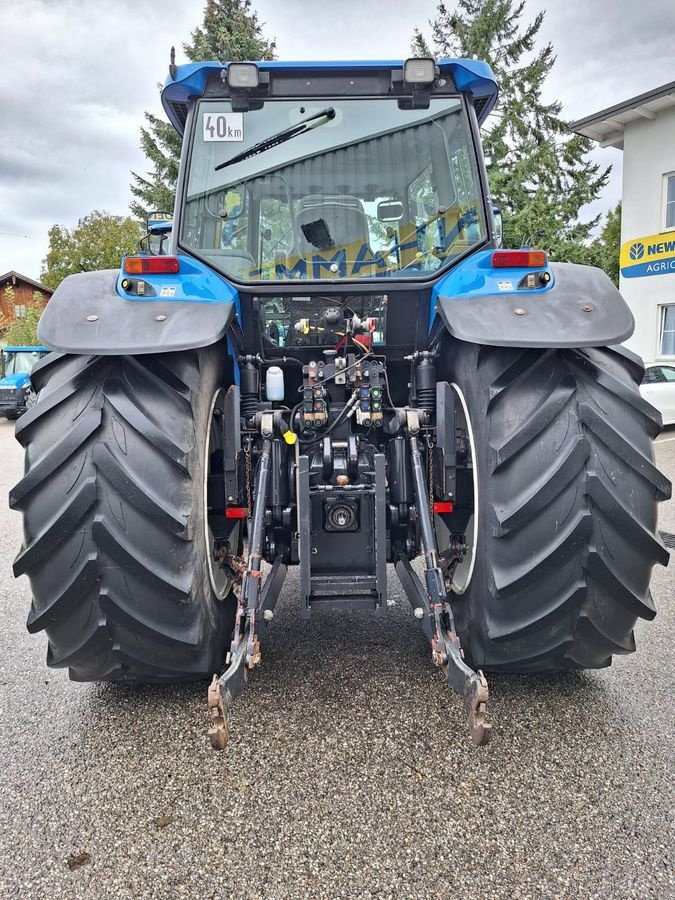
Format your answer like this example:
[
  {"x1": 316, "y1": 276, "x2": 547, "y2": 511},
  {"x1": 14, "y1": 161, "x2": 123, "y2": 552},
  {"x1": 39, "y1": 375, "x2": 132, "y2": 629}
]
[
  {"x1": 433, "y1": 259, "x2": 634, "y2": 348},
  {"x1": 37, "y1": 267, "x2": 237, "y2": 355}
]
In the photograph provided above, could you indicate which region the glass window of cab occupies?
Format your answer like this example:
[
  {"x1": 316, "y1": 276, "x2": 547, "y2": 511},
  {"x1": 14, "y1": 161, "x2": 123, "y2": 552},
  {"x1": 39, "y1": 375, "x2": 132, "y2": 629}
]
[{"x1": 181, "y1": 97, "x2": 486, "y2": 283}]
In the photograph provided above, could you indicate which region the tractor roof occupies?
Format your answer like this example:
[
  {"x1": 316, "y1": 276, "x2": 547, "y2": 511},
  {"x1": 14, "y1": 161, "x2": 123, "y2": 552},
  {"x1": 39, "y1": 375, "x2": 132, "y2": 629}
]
[
  {"x1": 3, "y1": 346, "x2": 48, "y2": 353},
  {"x1": 162, "y1": 59, "x2": 498, "y2": 136}
]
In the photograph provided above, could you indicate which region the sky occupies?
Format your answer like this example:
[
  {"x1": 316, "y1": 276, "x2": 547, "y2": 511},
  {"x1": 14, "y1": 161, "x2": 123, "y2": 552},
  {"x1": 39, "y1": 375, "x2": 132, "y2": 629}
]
[{"x1": 1, "y1": 0, "x2": 674, "y2": 280}]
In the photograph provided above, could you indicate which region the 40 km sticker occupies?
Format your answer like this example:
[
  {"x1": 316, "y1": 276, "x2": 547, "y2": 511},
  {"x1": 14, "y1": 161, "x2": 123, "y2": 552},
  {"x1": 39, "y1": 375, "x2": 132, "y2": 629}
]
[{"x1": 202, "y1": 112, "x2": 244, "y2": 142}]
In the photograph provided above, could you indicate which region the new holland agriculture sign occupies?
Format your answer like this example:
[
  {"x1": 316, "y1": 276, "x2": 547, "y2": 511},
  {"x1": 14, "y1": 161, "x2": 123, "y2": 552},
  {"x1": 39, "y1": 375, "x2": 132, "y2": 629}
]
[{"x1": 620, "y1": 231, "x2": 675, "y2": 278}]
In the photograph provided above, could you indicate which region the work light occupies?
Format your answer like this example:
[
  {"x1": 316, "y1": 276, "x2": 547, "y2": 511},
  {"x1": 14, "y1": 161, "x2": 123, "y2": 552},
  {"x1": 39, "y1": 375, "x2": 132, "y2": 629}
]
[
  {"x1": 403, "y1": 58, "x2": 436, "y2": 85},
  {"x1": 227, "y1": 63, "x2": 260, "y2": 89}
]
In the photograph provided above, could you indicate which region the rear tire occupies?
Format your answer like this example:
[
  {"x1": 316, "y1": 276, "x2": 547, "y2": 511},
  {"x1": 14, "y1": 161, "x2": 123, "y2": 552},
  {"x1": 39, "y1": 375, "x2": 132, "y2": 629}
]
[
  {"x1": 440, "y1": 341, "x2": 671, "y2": 673},
  {"x1": 10, "y1": 345, "x2": 236, "y2": 682}
]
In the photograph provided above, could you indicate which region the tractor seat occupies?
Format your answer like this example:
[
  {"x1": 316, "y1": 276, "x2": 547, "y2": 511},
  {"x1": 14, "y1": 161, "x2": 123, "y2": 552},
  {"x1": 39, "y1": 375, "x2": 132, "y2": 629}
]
[{"x1": 293, "y1": 195, "x2": 370, "y2": 255}]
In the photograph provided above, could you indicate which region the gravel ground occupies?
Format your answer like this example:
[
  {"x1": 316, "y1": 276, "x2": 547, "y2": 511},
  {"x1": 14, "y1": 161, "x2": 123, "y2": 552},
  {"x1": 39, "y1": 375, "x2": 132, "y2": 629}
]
[{"x1": 1, "y1": 418, "x2": 674, "y2": 899}]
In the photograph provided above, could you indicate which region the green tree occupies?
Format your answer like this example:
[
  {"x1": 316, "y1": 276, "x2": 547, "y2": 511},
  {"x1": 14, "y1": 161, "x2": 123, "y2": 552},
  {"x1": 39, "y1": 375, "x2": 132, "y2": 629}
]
[
  {"x1": 412, "y1": 0, "x2": 609, "y2": 262},
  {"x1": 590, "y1": 202, "x2": 621, "y2": 286},
  {"x1": 130, "y1": 0, "x2": 276, "y2": 220},
  {"x1": 41, "y1": 210, "x2": 143, "y2": 291},
  {"x1": 3, "y1": 292, "x2": 44, "y2": 346}
]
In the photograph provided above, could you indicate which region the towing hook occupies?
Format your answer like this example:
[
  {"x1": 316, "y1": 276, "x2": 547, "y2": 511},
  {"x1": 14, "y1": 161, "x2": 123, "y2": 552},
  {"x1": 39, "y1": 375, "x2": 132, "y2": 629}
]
[
  {"x1": 467, "y1": 670, "x2": 491, "y2": 747},
  {"x1": 207, "y1": 677, "x2": 230, "y2": 751}
]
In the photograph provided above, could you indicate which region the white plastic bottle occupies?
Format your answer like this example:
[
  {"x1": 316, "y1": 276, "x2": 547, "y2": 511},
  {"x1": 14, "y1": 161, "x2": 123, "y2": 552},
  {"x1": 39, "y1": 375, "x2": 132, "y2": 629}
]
[{"x1": 266, "y1": 366, "x2": 285, "y2": 402}]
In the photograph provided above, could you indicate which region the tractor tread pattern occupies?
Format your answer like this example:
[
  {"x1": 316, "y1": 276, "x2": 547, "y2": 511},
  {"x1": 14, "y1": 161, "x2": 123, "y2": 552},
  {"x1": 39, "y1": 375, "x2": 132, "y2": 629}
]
[
  {"x1": 11, "y1": 349, "x2": 230, "y2": 682},
  {"x1": 449, "y1": 342, "x2": 669, "y2": 673}
]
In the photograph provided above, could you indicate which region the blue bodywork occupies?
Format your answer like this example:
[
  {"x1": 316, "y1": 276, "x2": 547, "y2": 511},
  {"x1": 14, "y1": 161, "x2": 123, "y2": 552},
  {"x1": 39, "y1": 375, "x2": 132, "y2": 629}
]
[
  {"x1": 430, "y1": 249, "x2": 554, "y2": 327},
  {"x1": 118, "y1": 255, "x2": 238, "y2": 306},
  {"x1": 115, "y1": 250, "x2": 555, "y2": 324},
  {"x1": 4, "y1": 345, "x2": 49, "y2": 353},
  {"x1": 162, "y1": 59, "x2": 499, "y2": 134}
]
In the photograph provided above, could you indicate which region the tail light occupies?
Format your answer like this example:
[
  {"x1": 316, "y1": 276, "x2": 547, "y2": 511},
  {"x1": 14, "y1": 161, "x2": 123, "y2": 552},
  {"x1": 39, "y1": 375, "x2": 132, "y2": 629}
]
[
  {"x1": 225, "y1": 507, "x2": 248, "y2": 519},
  {"x1": 492, "y1": 250, "x2": 547, "y2": 268},
  {"x1": 123, "y1": 256, "x2": 180, "y2": 275}
]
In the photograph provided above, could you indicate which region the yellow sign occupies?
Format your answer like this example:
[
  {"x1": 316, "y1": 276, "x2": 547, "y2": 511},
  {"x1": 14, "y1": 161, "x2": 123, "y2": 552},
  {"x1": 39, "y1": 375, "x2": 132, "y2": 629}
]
[{"x1": 620, "y1": 230, "x2": 675, "y2": 279}]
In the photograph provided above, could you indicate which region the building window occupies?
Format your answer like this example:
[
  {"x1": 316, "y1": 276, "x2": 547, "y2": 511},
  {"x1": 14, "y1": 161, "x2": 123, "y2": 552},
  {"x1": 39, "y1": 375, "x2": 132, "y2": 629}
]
[
  {"x1": 14, "y1": 304, "x2": 26, "y2": 319},
  {"x1": 664, "y1": 173, "x2": 675, "y2": 230},
  {"x1": 660, "y1": 306, "x2": 675, "y2": 356}
]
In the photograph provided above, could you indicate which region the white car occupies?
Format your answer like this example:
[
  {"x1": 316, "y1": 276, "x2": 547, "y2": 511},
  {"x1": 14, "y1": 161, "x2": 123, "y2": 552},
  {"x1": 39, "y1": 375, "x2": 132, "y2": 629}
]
[{"x1": 640, "y1": 364, "x2": 675, "y2": 425}]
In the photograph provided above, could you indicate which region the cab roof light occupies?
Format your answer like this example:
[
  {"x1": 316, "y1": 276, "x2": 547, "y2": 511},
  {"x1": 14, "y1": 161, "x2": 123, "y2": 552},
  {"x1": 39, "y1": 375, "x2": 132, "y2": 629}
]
[
  {"x1": 403, "y1": 58, "x2": 437, "y2": 85},
  {"x1": 226, "y1": 63, "x2": 259, "y2": 89},
  {"x1": 123, "y1": 256, "x2": 180, "y2": 275},
  {"x1": 492, "y1": 250, "x2": 548, "y2": 268}
]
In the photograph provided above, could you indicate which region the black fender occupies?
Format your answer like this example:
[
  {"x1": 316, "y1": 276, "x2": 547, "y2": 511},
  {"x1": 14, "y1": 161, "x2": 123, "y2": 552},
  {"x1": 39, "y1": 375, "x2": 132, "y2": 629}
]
[
  {"x1": 435, "y1": 263, "x2": 634, "y2": 348},
  {"x1": 37, "y1": 270, "x2": 236, "y2": 355}
]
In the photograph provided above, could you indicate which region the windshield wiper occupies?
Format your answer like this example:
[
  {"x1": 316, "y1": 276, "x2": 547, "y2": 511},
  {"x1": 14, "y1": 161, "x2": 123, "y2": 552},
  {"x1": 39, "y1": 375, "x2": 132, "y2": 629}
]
[{"x1": 215, "y1": 107, "x2": 335, "y2": 172}]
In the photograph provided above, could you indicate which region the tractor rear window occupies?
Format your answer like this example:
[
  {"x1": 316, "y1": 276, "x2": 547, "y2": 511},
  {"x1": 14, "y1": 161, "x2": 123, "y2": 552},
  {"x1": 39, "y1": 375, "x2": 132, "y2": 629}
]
[{"x1": 181, "y1": 97, "x2": 486, "y2": 283}]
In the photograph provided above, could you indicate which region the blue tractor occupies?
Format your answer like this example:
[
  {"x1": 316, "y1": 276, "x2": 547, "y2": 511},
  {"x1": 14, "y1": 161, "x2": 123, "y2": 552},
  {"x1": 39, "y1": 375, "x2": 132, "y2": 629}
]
[
  {"x1": 11, "y1": 57, "x2": 670, "y2": 746},
  {"x1": 0, "y1": 346, "x2": 49, "y2": 419}
]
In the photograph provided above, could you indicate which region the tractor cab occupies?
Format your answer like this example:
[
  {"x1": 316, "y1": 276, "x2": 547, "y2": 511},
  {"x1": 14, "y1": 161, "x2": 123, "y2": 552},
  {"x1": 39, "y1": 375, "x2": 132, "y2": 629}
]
[
  {"x1": 165, "y1": 59, "x2": 498, "y2": 287},
  {"x1": 1, "y1": 346, "x2": 47, "y2": 376},
  {"x1": 0, "y1": 345, "x2": 49, "y2": 419}
]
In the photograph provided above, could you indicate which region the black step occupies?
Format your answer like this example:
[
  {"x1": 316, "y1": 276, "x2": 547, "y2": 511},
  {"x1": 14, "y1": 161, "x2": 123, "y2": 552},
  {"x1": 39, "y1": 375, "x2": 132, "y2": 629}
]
[
  {"x1": 308, "y1": 594, "x2": 379, "y2": 611},
  {"x1": 310, "y1": 575, "x2": 377, "y2": 594}
]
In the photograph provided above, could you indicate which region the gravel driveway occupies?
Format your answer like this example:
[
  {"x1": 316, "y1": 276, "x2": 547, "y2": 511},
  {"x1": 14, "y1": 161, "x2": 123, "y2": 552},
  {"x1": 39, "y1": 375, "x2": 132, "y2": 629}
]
[{"x1": 1, "y1": 418, "x2": 673, "y2": 899}]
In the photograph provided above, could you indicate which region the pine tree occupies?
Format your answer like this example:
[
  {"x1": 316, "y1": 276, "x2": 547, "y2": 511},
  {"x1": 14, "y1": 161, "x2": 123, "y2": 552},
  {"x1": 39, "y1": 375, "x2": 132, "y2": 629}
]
[
  {"x1": 130, "y1": 0, "x2": 276, "y2": 220},
  {"x1": 590, "y1": 202, "x2": 622, "y2": 286},
  {"x1": 412, "y1": 1, "x2": 609, "y2": 262}
]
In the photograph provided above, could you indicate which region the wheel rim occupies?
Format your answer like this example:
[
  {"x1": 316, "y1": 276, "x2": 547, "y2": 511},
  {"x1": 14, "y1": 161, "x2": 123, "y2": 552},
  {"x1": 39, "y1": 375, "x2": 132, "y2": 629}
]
[
  {"x1": 204, "y1": 389, "x2": 239, "y2": 600},
  {"x1": 439, "y1": 382, "x2": 478, "y2": 595}
]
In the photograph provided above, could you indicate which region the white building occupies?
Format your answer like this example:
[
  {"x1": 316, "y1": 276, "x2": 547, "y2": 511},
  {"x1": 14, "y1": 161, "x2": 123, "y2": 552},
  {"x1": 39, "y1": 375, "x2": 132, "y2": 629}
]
[{"x1": 573, "y1": 81, "x2": 675, "y2": 363}]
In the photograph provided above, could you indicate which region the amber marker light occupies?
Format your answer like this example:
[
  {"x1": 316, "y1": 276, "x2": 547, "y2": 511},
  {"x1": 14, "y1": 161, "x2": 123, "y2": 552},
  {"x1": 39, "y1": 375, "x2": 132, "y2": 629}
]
[
  {"x1": 492, "y1": 250, "x2": 548, "y2": 268},
  {"x1": 123, "y1": 256, "x2": 180, "y2": 275}
]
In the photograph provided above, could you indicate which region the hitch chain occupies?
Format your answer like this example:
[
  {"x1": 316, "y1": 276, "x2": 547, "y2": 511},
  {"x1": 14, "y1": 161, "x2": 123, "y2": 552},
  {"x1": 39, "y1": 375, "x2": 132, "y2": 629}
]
[
  {"x1": 427, "y1": 432, "x2": 435, "y2": 512},
  {"x1": 244, "y1": 437, "x2": 253, "y2": 518}
]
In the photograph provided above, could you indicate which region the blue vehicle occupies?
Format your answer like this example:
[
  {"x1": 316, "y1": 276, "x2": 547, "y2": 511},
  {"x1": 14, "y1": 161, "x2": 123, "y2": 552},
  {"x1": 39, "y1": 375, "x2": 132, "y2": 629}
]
[
  {"x1": 11, "y1": 58, "x2": 670, "y2": 748},
  {"x1": 0, "y1": 346, "x2": 49, "y2": 419}
]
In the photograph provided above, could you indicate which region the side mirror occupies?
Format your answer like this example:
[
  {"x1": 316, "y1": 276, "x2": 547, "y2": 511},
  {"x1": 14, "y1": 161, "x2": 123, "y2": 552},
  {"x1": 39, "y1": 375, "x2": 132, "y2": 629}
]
[
  {"x1": 491, "y1": 205, "x2": 503, "y2": 247},
  {"x1": 142, "y1": 212, "x2": 173, "y2": 256},
  {"x1": 377, "y1": 200, "x2": 404, "y2": 222},
  {"x1": 147, "y1": 211, "x2": 173, "y2": 235}
]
